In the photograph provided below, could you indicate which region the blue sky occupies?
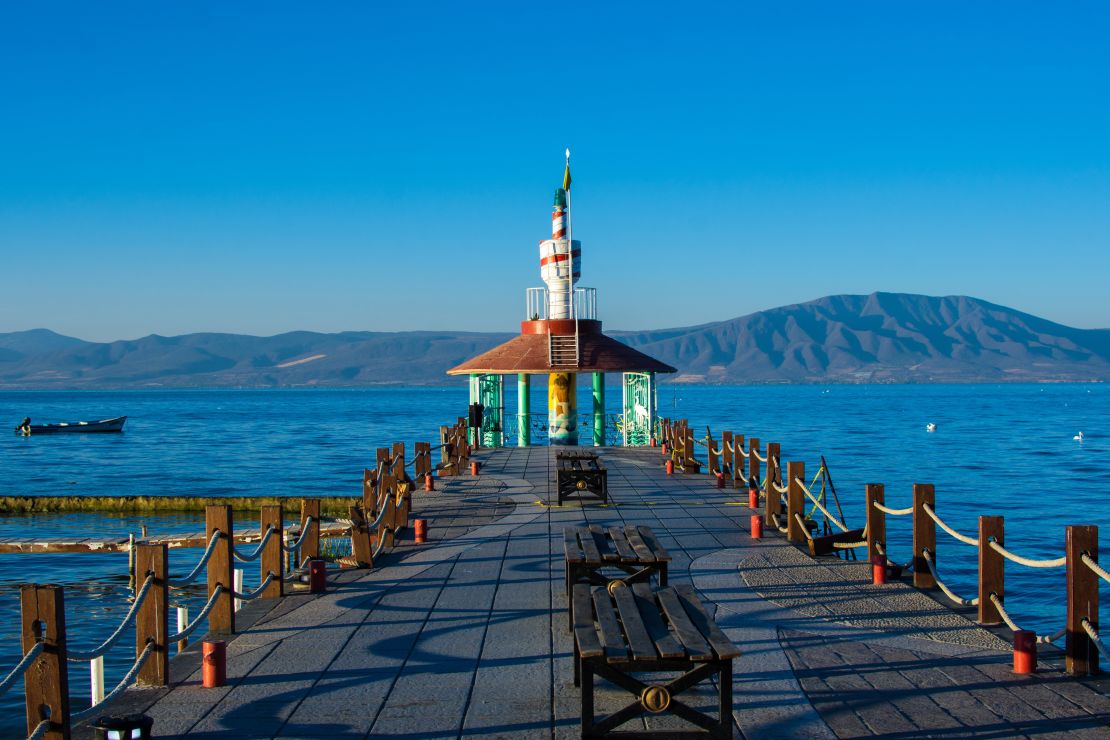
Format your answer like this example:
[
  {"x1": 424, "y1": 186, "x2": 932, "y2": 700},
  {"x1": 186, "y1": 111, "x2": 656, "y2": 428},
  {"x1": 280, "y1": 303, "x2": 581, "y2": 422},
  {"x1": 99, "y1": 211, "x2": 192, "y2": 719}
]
[{"x1": 1, "y1": 2, "x2": 1107, "y2": 341}]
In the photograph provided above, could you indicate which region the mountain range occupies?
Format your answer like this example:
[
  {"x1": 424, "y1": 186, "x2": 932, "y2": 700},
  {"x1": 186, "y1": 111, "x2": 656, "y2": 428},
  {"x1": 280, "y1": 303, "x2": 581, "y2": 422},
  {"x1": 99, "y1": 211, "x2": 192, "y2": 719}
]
[{"x1": 2, "y1": 293, "x2": 1108, "y2": 389}]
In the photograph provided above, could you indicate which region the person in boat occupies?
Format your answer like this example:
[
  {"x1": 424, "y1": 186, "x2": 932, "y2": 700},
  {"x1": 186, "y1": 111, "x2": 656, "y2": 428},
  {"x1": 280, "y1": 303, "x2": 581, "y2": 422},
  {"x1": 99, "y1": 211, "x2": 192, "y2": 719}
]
[{"x1": 17, "y1": 417, "x2": 31, "y2": 435}]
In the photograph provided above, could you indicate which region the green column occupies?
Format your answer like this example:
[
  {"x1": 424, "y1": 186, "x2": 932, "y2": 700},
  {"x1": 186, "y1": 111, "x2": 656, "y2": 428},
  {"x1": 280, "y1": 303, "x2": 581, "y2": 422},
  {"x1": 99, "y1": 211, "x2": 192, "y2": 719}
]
[
  {"x1": 592, "y1": 372, "x2": 605, "y2": 447},
  {"x1": 517, "y1": 373, "x2": 530, "y2": 447}
]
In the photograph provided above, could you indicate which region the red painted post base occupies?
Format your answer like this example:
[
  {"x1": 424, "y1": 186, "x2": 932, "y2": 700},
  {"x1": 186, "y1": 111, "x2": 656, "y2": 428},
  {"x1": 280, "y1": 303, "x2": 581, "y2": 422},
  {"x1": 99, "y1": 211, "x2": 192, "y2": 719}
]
[
  {"x1": 750, "y1": 515, "x2": 763, "y2": 540},
  {"x1": 202, "y1": 640, "x2": 226, "y2": 688},
  {"x1": 716, "y1": 472, "x2": 725, "y2": 488},
  {"x1": 665, "y1": 460, "x2": 674, "y2": 475},
  {"x1": 650, "y1": 437, "x2": 657, "y2": 448},
  {"x1": 1014, "y1": 630, "x2": 1037, "y2": 674},
  {"x1": 661, "y1": 443, "x2": 668, "y2": 456},
  {"x1": 871, "y1": 555, "x2": 887, "y2": 585},
  {"x1": 748, "y1": 488, "x2": 758, "y2": 509},
  {"x1": 470, "y1": 461, "x2": 480, "y2": 476},
  {"x1": 414, "y1": 519, "x2": 427, "y2": 544},
  {"x1": 424, "y1": 473, "x2": 434, "y2": 491},
  {"x1": 309, "y1": 559, "x2": 327, "y2": 593}
]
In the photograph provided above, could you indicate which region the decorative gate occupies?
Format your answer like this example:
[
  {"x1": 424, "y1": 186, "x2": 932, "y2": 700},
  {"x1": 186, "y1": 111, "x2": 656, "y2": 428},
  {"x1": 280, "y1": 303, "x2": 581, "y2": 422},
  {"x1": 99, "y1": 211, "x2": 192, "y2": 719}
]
[
  {"x1": 621, "y1": 372, "x2": 655, "y2": 446},
  {"x1": 469, "y1": 374, "x2": 504, "y2": 447}
]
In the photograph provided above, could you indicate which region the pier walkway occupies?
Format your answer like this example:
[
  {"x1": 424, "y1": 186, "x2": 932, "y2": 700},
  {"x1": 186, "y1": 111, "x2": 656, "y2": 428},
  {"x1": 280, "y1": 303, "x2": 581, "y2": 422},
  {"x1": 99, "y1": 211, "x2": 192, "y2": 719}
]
[{"x1": 99, "y1": 447, "x2": 1110, "y2": 738}]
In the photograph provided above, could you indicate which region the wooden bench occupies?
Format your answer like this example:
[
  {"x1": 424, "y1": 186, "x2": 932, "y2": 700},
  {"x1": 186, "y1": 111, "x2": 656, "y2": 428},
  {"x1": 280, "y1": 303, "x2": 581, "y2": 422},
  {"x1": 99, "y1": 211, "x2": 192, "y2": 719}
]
[
  {"x1": 564, "y1": 524, "x2": 670, "y2": 628},
  {"x1": 572, "y1": 582, "x2": 739, "y2": 738},
  {"x1": 556, "y1": 452, "x2": 608, "y2": 505}
]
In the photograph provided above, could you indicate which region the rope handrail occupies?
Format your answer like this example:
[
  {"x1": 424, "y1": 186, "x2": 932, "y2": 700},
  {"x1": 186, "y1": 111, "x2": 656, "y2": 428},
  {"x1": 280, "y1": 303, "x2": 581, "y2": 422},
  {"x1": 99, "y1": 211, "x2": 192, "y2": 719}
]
[
  {"x1": 833, "y1": 538, "x2": 867, "y2": 549},
  {"x1": 27, "y1": 719, "x2": 50, "y2": 740},
  {"x1": 232, "y1": 524, "x2": 277, "y2": 563},
  {"x1": 987, "y1": 540, "x2": 1066, "y2": 569},
  {"x1": 0, "y1": 640, "x2": 44, "y2": 699},
  {"x1": 724, "y1": 441, "x2": 733, "y2": 453},
  {"x1": 1081, "y1": 553, "x2": 1110, "y2": 585},
  {"x1": 281, "y1": 517, "x2": 314, "y2": 553},
  {"x1": 1081, "y1": 618, "x2": 1110, "y2": 665},
  {"x1": 795, "y1": 476, "x2": 849, "y2": 533},
  {"x1": 167, "y1": 584, "x2": 224, "y2": 644},
  {"x1": 771, "y1": 479, "x2": 789, "y2": 494},
  {"x1": 282, "y1": 556, "x2": 312, "y2": 583},
  {"x1": 794, "y1": 513, "x2": 815, "y2": 542},
  {"x1": 922, "y1": 549, "x2": 979, "y2": 607},
  {"x1": 168, "y1": 530, "x2": 222, "y2": 588},
  {"x1": 372, "y1": 527, "x2": 391, "y2": 558},
  {"x1": 752, "y1": 450, "x2": 767, "y2": 462},
  {"x1": 987, "y1": 593, "x2": 1066, "y2": 644},
  {"x1": 70, "y1": 640, "x2": 155, "y2": 722},
  {"x1": 231, "y1": 571, "x2": 276, "y2": 602},
  {"x1": 922, "y1": 503, "x2": 979, "y2": 548},
  {"x1": 67, "y1": 574, "x2": 154, "y2": 662},
  {"x1": 873, "y1": 501, "x2": 914, "y2": 516}
]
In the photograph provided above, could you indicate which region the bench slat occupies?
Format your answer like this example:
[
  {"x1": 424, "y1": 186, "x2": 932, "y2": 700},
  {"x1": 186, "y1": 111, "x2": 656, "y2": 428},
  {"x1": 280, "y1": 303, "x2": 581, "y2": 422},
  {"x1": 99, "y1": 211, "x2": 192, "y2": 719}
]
[
  {"x1": 578, "y1": 528, "x2": 602, "y2": 565},
  {"x1": 657, "y1": 587, "x2": 713, "y2": 661},
  {"x1": 563, "y1": 528, "x2": 584, "y2": 564},
  {"x1": 572, "y1": 584, "x2": 604, "y2": 658},
  {"x1": 589, "y1": 524, "x2": 618, "y2": 562},
  {"x1": 611, "y1": 586, "x2": 657, "y2": 661},
  {"x1": 636, "y1": 526, "x2": 672, "y2": 563},
  {"x1": 673, "y1": 584, "x2": 741, "y2": 660},
  {"x1": 592, "y1": 587, "x2": 630, "y2": 662},
  {"x1": 608, "y1": 526, "x2": 638, "y2": 563},
  {"x1": 624, "y1": 527, "x2": 655, "y2": 562},
  {"x1": 631, "y1": 583, "x2": 684, "y2": 658},
  {"x1": 574, "y1": 626, "x2": 604, "y2": 659}
]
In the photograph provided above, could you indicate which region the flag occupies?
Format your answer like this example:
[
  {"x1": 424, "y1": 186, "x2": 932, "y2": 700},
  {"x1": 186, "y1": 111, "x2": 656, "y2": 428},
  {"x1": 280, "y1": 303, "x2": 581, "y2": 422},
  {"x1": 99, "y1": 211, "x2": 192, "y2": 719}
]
[{"x1": 563, "y1": 162, "x2": 572, "y2": 191}]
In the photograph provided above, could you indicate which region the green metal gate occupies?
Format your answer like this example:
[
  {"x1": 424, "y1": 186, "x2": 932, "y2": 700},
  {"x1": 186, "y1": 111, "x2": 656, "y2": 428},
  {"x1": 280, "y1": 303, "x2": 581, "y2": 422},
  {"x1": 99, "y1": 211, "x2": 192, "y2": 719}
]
[
  {"x1": 621, "y1": 372, "x2": 655, "y2": 446},
  {"x1": 469, "y1": 374, "x2": 504, "y2": 447}
]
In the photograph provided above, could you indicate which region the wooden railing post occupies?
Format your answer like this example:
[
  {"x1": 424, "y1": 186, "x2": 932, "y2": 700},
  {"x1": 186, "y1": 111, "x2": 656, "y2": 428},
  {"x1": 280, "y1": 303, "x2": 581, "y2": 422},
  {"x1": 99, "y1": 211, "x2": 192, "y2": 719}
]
[
  {"x1": 348, "y1": 505, "x2": 374, "y2": 568},
  {"x1": 978, "y1": 516, "x2": 1004, "y2": 625},
  {"x1": 363, "y1": 467, "x2": 378, "y2": 516},
  {"x1": 260, "y1": 504, "x2": 284, "y2": 599},
  {"x1": 764, "y1": 443, "x2": 781, "y2": 527},
  {"x1": 732, "y1": 434, "x2": 745, "y2": 488},
  {"x1": 439, "y1": 426, "x2": 454, "y2": 476},
  {"x1": 382, "y1": 468, "x2": 396, "y2": 549},
  {"x1": 747, "y1": 437, "x2": 761, "y2": 491},
  {"x1": 708, "y1": 438, "x2": 719, "y2": 477},
  {"x1": 135, "y1": 542, "x2": 168, "y2": 687},
  {"x1": 721, "y1": 431, "x2": 733, "y2": 479},
  {"x1": 684, "y1": 425, "x2": 696, "y2": 473},
  {"x1": 301, "y1": 499, "x2": 321, "y2": 561},
  {"x1": 1066, "y1": 525, "x2": 1099, "y2": 675},
  {"x1": 786, "y1": 461, "x2": 806, "y2": 543},
  {"x1": 21, "y1": 584, "x2": 70, "y2": 740},
  {"x1": 912, "y1": 484, "x2": 936, "y2": 589},
  {"x1": 206, "y1": 504, "x2": 234, "y2": 635},
  {"x1": 865, "y1": 484, "x2": 886, "y2": 563}
]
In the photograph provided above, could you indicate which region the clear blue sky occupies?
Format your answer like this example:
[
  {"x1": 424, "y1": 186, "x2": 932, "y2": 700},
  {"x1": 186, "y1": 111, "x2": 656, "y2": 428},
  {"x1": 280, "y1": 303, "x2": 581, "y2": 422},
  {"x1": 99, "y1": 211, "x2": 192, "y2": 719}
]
[{"x1": 2, "y1": 2, "x2": 1107, "y2": 341}]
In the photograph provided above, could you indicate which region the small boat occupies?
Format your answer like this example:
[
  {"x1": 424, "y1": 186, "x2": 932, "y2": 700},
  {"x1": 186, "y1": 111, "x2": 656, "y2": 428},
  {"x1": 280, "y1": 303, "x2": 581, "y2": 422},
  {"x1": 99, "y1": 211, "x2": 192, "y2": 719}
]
[{"x1": 15, "y1": 416, "x2": 127, "y2": 434}]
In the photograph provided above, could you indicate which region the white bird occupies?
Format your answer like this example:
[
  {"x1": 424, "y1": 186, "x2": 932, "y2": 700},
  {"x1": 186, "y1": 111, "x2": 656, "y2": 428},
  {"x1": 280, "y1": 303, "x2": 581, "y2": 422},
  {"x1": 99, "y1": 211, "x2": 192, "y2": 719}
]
[
  {"x1": 1074, "y1": 432, "x2": 1084, "y2": 442},
  {"x1": 926, "y1": 423, "x2": 936, "y2": 433}
]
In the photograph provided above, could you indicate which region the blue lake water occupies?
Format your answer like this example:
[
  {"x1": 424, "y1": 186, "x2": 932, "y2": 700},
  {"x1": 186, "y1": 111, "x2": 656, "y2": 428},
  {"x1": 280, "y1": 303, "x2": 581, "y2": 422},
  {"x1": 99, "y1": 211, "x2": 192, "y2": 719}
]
[{"x1": 0, "y1": 384, "x2": 1107, "y2": 732}]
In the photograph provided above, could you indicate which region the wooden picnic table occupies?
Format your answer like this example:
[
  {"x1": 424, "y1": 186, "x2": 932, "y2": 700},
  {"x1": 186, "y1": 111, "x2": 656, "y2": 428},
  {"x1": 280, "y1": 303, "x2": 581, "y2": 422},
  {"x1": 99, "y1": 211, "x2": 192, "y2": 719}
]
[
  {"x1": 563, "y1": 524, "x2": 670, "y2": 628},
  {"x1": 555, "y1": 452, "x2": 608, "y2": 505},
  {"x1": 571, "y1": 582, "x2": 740, "y2": 738}
]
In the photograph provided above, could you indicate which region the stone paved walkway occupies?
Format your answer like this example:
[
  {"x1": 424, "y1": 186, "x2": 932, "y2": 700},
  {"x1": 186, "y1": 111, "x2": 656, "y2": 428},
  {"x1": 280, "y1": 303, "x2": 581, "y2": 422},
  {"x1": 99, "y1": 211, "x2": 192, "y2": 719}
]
[{"x1": 92, "y1": 447, "x2": 1110, "y2": 738}]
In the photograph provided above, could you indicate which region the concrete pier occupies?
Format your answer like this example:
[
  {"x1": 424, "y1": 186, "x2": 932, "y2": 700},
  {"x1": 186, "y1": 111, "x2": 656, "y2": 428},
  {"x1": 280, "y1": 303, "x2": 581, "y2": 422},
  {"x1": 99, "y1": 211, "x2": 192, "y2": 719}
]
[{"x1": 94, "y1": 447, "x2": 1110, "y2": 738}]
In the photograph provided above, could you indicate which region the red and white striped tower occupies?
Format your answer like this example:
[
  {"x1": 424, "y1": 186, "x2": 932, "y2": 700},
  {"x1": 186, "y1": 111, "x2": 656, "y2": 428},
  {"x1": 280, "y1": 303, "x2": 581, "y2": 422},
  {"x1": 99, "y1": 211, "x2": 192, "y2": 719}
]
[{"x1": 538, "y1": 186, "x2": 580, "y2": 319}]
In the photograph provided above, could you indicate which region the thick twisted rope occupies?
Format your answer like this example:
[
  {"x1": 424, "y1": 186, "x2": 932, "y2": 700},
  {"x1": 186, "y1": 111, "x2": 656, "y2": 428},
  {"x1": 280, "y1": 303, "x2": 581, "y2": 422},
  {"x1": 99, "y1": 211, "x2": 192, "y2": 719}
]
[
  {"x1": 1081, "y1": 553, "x2": 1110, "y2": 584},
  {"x1": 167, "y1": 584, "x2": 224, "y2": 643},
  {"x1": 987, "y1": 593, "x2": 1066, "y2": 644},
  {"x1": 987, "y1": 540, "x2": 1066, "y2": 569},
  {"x1": 771, "y1": 479, "x2": 789, "y2": 494},
  {"x1": 922, "y1": 549, "x2": 979, "y2": 606},
  {"x1": 231, "y1": 571, "x2": 276, "y2": 601},
  {"x1": 1081, "y1": 619, "x2": 1110, "y2": 664},
  {"x1": 0, "y1": 640, "x2": 44, "y2": 699},
  {"x1": 27, "y1": 719, "x2": 51, "y2": 740},
  {"x1": 794, "y1": 513, "x2": 814, "y2": 541},
  {"x1": 281, "y1": 517, "x2": 314, "y2": 553},
  {"x1": 71, "y1": 640, "x2": 156, "y2": 722},
  {"x1": 168, "y1": 530, "x2": 222, "y2": 588},
  {"x1": 922, "y1": 503, "x2": 979, "y2": 547},
  {"x1": 68, "y1": 574, "x2": 154, "y2": 661},
  {"x1": 873, "y1": 501, "x2": 914, "y2": 516},
  {"x1": 833, "y1": 524, "x2": 868, "y2": 549},
  {"x1": 752, "y1": 449, "x2": 767, "y2": 463},
  {"x1": 795, "y1": 476, "x2": 848, "y2": 532},
  {"x1": 372, "y1": 528, "x2": 392, "y2": 558},
  {"x1": 232, "y1": 525, "x2": 277, "y2": 563}
]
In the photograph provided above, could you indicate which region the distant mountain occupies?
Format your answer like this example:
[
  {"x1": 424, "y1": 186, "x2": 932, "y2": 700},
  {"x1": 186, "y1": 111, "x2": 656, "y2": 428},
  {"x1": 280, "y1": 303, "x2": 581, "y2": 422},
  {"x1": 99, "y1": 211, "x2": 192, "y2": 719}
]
[{"x1": 1, "y1": 293, "x2": 1107, "y2": 388}]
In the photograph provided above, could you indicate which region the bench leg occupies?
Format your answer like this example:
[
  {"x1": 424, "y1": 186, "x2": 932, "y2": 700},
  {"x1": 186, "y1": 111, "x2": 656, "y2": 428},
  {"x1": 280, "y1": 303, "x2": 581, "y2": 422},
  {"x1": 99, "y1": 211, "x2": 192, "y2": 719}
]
[
  {"x1": 716, "y1": 659, "x2": 733, "y2": 739},
  {"x1": 660, "y1": 563, "x2": 668, "y2": 587},
  {"x1": 581, "y1": 661, "x2": 595, "y2": 738}
]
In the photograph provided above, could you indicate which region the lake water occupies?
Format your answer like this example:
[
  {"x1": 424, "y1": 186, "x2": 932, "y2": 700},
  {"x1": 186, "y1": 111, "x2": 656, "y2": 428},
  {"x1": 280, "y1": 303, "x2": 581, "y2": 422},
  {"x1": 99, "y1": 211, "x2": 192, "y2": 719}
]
[{"x1": 0, "y1": 385, "x2": 1107, "y2": 732}]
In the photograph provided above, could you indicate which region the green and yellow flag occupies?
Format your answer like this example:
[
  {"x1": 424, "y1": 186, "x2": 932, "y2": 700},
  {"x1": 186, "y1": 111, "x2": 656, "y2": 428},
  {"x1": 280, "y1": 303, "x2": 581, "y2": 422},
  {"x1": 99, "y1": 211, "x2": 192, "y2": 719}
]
[{"x1": 563, "y1": 162, "x2": 572, "y2": 191}]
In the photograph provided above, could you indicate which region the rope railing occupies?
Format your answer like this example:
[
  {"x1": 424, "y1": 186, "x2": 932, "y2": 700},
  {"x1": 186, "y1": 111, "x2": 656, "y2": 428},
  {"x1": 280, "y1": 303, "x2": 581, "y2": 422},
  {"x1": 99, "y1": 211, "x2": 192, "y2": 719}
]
[
  {"x1": 231, "y1": 571, "x2": 276, "y2": 602},
  {"x1": 832, "y1": 523, "x2": 868, "y2": 550},
  {"x1": 752, "y1": 450, "x2": 767, "y2": 463},
  {"x1": 281, "y1": 517, "x2": 314, "y2": 553},
  {"x1": 987, "y1": 593, "x2": 1066, "y2": 644},
  {"x1": 1081, "y1": 619, "x2": 1110, "y2": 665},
  {"x1": 27, "y1": 718, "x2": 50, "y2": 740},
  {"x1": 922, "y1": 503, "x2": 979, "y2": 548},
  {"x1": 794, "y1": 513, "x2": 814, "y2": 542},
  {"x1": 70, "y1": 640, "x2": 155, "y2": 723},
  {"x1": 795, "y1": 476, "x2": 849, "y2": 533},
  {"x1": 167, "y1": 584, "x2": 224, "y2": 644},
  {"x1": 67, "y1": 574, "x2": 154, "y2": 662},
  {"x1": 771, "y1": 479, "x2": 789, "y2": 494},
  {"x1": 922, "y1": 549, "x2": 979, "y2": 607},
  {"x1": 0, "y1": 640, "x2": 44, "y2": 699},
  {"x1": 873, "y1": 501, "x2": 914, "y2": 516},
  {"x1": 232, "y1": 524, "x2": 277, "y2": 563},
  {"x1": 167, "y1": 530, "x2": 222, "y2": 588},
  {"x1": 372, "y1": 527, "x2": 392, "y2": 559},
  {"x1": 1081, "y1": 553, "x2": 1110, "y2": 584},
  {"x1": 986, "y1": 539, "x2": 1067, "y2": 569}
]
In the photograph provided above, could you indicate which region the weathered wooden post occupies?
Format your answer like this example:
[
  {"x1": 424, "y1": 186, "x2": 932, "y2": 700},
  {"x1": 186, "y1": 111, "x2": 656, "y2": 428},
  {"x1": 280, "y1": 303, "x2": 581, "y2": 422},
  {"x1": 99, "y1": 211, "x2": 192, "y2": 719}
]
[
  {"x1": 764, "y1": 443, "x2": 782, "y2": 526},
  {"x1": 206, "y1": 504, "x2": 234, "y2": 635},
  {"x1": 135, "y1": 542, "x2": 168, "y2": 687},
  {"x1": 684, "y1": 425, "x2": 696, "y2": 474},
  {"x1": 978, "y1": 516, "x2": 1004, "y2": 625},
  {"x1": 1066, "y1": 525, "x2": 1099, "y2": 675},
  {"x1": 381, "y1": 468, "x2": 396, "y2": 549},
  {"x1": 260, "y1": 505, "x2": 284, "y2": 599},
  {"x1": 732, "y1": 434, "x2": 745, "y2": 488},
  {"x1": 721, "y1": 431, "x2": 733, "y2": 479},
  {"x1": 707, "y1": 427, "x2": 718, "y2": 476},
  {"x1": 348, "y1": 505, "x2": 374, "y2": 568},
  {"x1": 747, "y1": 437, "x2": 761, "y2": 491},
  {"x1": 912, "y1": 484, "x2": 936, "y2": 589},
  {"x1": 786, "y1": 461, "x2": 806, "y2": 543},
  {"x1": 438, "y1": 425, "x2": 454, "y2": 476},
  {"x1": 363, "y1": 467, "x2": 378, "y2": 516},
  {"x1": 21, "y1": 585, "x2": 70, "y2": 740},
  {"x1": 300, "y1": 499, "x2": 321, "y2": 562},
  {"x1": 865, "y1": 484, "x2": 886, "y2": 563}
]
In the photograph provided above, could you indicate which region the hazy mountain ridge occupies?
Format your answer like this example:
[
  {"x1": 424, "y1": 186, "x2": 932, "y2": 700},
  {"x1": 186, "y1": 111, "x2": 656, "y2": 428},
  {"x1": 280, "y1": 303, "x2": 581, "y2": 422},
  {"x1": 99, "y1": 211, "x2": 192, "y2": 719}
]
[{"x1": 2, "y1": 293, "x2": 1108, "y2": 388}]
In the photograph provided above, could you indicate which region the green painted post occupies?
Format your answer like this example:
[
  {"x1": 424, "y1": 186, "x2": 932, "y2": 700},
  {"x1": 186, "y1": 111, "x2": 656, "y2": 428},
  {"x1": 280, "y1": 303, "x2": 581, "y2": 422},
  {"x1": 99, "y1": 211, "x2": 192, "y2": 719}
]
[
  {"x1": 592, "y1": 372, "x2": 605, "y2": 447},
  {"x1": 518, "y1": 373, "x2": 530, "y2": 447}
]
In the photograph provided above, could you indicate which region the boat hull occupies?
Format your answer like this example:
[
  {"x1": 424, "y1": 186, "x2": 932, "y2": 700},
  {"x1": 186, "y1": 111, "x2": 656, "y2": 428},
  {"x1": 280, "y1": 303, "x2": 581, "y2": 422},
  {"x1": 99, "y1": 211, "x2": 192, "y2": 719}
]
[{"x1": 18, "y1": 416, "x2": 127, "y2": 434}]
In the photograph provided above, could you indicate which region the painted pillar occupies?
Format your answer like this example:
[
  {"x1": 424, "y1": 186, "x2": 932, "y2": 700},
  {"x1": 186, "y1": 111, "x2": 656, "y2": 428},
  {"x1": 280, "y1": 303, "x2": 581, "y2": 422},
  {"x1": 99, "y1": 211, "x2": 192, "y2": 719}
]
[
  {"x1": 548, "y1": 372, "x2": 578, "y2": 445},
  {"x1": 592, "y1": 372, "x2": 605, "y2": 447},
  {"x1": 517, "y1": 373, "x2": 530, "y2": 447},
  {"x1": 468, "y1": 373, "x2": 480, "y2": 448}
]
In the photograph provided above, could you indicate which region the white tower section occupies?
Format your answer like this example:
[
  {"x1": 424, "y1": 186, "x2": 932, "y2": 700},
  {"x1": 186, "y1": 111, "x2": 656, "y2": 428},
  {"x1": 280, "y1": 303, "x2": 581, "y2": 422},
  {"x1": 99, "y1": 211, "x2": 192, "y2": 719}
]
[{"x1": 538, "y1": 190, "x2": 580, "y2": 320}]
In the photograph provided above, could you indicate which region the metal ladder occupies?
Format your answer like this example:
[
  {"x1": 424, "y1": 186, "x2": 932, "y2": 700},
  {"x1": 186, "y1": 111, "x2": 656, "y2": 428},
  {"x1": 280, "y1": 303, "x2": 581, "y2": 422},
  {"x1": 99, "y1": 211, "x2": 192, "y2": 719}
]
[{"x1": 548, "y1": 333, "x2": 579, "y2": 368}]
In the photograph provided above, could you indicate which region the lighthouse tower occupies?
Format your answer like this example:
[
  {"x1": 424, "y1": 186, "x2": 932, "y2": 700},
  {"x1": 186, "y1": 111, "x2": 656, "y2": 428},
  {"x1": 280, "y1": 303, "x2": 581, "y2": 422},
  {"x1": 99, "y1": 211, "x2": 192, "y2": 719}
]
[{"x1": 447, "y1": 154, "x2": 675, "y2": 448}]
